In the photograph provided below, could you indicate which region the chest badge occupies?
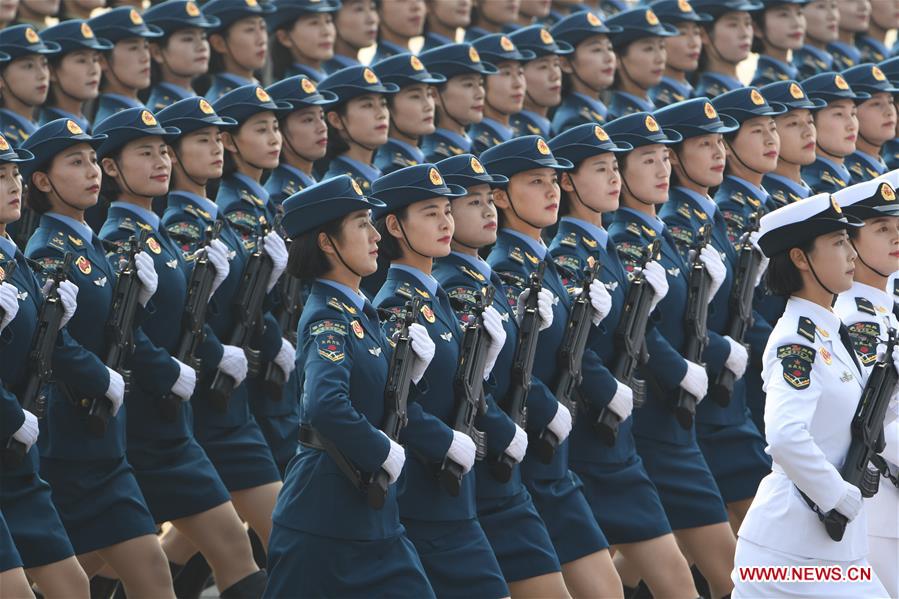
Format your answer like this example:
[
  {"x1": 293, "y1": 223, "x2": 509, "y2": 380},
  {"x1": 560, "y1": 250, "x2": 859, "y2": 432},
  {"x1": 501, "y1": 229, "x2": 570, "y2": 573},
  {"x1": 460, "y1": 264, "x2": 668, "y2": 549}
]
[
  {"x1": 75, "y1": 255, "x2": 92, "y2": 275},
  {"x1": 499, "y1": 311, "x2": 510, "y2": 322},
  {"x1": 147, "y1": 237, "x2": 162, "y2": 254},
  {"x1": 351, "y1": 320, "x2": 364, "y2": 339},
  {"x1": 667, "y1": 267, "x2": 680, "y2": 277},
  {"x1": 604, "y1": 281, "x2": 619, "y2": 292},
  {"x1": 16, "y1": 291, "x2": 27, "y2": 301},
  {"x1": 440, "y1": 331, "x2": 453, "y2": 342},
  {"x1": 93, "y1": 276, "x2": 107, "y2": 287},
  {"x1": 368, "y1": 346, "x2": 382, "y2": 357},
  {"x1": 840, "y1": 371, "x2": 854, "y2": 383},
  {"x1": 552, "y1": 294, "x2": 560, "y2": 306},
  {"x1": 421, "y1": 304, "x2": 436, "y2": 323},
  {"x1": 819, "y1": 346, "x2": 832, "y2": 365},
  {"x1": 166, "y1": 259, "x2": 178, "y2": 269}
]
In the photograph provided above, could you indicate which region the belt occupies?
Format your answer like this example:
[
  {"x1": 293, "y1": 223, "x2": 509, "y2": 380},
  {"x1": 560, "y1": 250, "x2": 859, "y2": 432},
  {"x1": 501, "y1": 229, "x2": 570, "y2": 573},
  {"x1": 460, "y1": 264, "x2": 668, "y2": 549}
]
[
  {"x1": 298, "y1": 425, "x2": 327, "y2": 451},
  {"x1": 298, "y1": 425, "x2": 365, "y2": 490}
]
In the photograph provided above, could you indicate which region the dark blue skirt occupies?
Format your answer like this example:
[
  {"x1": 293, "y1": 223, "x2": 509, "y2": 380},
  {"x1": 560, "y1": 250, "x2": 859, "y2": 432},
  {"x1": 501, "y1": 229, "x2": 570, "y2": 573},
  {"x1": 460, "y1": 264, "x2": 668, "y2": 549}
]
[
  {"x1": 696, "y1": 416, "x2": 771, "y2": 504},
  {"x1": 634, "y1": 435, "x2": 729, "y2": 531},
  {"x1": 0, "y1": 511, "x2": 22, "y2": 572},
  {"x1": 1, "y1": 464, "x2": 75, "y2": 568},
  {"x1": 571, "y1": 454, "x2": 672, "y2": 545},
  {"x1": 525, "y1": 469, "x2": 609, "y2": 564},
  {"x1": 127, "y1": 435, "x2": 230, "y2": 523},
  {"x1": 193, "y1": 417, "x2": 281, "y2": 492},
  {"x1": 264, "y1": 526, "x2": 434, "y2": 598},
  {"x1": 402, "y1": 518, "x2": 509, "y2": 599},
  {"x1": 40, "y1": 456, "x2": 157, "y2": 555},
  {"x1": 477, "y1": 487, "x2": 561, "y2": 582},
  {"x1": 252, "y1": 410, "x2": 299, "y2": 477}
]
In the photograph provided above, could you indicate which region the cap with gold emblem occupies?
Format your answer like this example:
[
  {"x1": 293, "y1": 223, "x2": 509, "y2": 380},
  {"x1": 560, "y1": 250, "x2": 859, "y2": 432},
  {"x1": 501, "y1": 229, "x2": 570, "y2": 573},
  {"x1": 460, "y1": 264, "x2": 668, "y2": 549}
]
[
  {"x1": 372, "y1": 52, "x2": 446, "y2": 89},
  {"x1": 93, "y1": 107, "x2": 181, "y2": 159},
  {"x1": 201, "y1": 0, "x2": 275, "y2": 34},
  {"x1": 549, "y1": 12, "x2": 619, "y2": 49},
  {"x1": 841, "y1": 63, "x2": 899, "y2": 97},
  {"x1": 266, "y1": 75, "x2": 339, "y2": 111},
  {"x1": 759, "y1": 79, "x2": 827, "y2": 111},
  {"x1": 282, "y1": 175, "x2": 386, "y2": 238},
  {"x1": 0, "y1": 24, "x2": 62, "y2": 59},
  {"x1": 647, "y1": 0, "x2": 712, "y2": 24},
  {"x1": 436, "y1": 153, "x2": 509, "y2": 189},
  {"x1": 265, "y1": 0, "x2": 340, "y2": 32},
  {"x1": 803, "y1": 71, "x2": 871, "y2": 104},
  {"x1": 41, "y1": 19, "x2": 114, "y2": 53},
  {"x1": 549, "y1": 122, "x2": 633, "y2": 166},
  {"x1": 88, "y1": 6, "x2": 164, "y2": 44},
  {"x1": 0, "y1": 134, "x2": 34, "y2": 164},
  {"x1": 834, "y1": 179, "x2": 899, "y2": 219},
  {"x1": 155, "y1": 96, "x2": 238, "y2": 136},
  {"x1": 602, "y1": 111, "x2": 683, "y2": 148},
  {"x1": 654, "y1": 96, "x2": 740, "y2": 139},
  {"x1": 471, "y1": 33, "x2": 536, "y2": 66},
  {"x1": 371, "y1": 164, "x2": 467, "y2": 219},
  {"x1": 212, "y1": 83, "x2": 293, "y2": 122},
  {"x1": 605, "y1": 7, "x2": 679, "y2": 49},
  {"x1": 479, "y1": 135, "x2": 574, "y2": 186},
  {"x1": 510, "y1": 24, "x2": 575, "y2": 58},
  {"x1": 20, "y1": 119, "x2": 108, "y2": 179},
  {"x1": 143, "y1": 0, "x2": 222, "y2": 35},
  {"x1": 419, "y1": 43, "x2": 499, "y2": 80},
  {"x1": 689, "y1": 0, "x2": 763, "y2": 19},
  {"x1": 319, "y1": 65, "x2": 400, "y2": 106},
  {"x1": 758, "y1": 192, "x2": 863, "y2": 257},
  {"x1": 710, "y1": 85, "x2": 787, "y2": 124}
]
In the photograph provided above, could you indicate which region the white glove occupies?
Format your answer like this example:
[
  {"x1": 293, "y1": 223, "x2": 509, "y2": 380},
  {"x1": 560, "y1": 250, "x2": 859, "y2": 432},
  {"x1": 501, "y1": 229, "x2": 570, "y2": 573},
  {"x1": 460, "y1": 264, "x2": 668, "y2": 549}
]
[
  {"x1": 481, "y1": 305, "x2": 506, "y2": 380},
  {"x1": 699, "y1": 245, "x2": 725, "y2": 302},
  {"x1": 517, "y1": 287, "x2": 554, "y2": 331},
  {"x1": 447, "y1": 430, "x2": 476, "y2": 474},
  {"x1": 679, "y1": 360, "x2": 708, "y2": 403},
  {"x1": 748, "y1": 230, "x2": 769, "y2": 288},
  {"x1": 379, "y1": 432, "x2": 406, "y2": 484},
  {"x1": 547, "y1": 401, "x2": 572, "y2": 443},
  {"x1": 263, "y1": 232, "x2": 288, "y2": 293},
  {"x1": 274, "y1": 337, "x2": 296, "y2": 379},
  {"x1": 834, "y1": 484, "x2": 863, "y2": 522},
  {"x1": 105, "y1": 368, "x2": 125, "y2": 417},
  {"x1": 12, "y1": 409, "x2": 38, "y2": 452},
  {"x1": 218, "y1": 344, "x2": 249, "y2": 386},
  {"x1": 205, "y1": 238, "x2": 230, "y2": 299},
  {"x1": 588, "y1": 278, "x2": 612, "y2": 326},
  {"x1": 504, "y1": 423, "x2": 527, "y2": 463},
  {"x1": 408, "y1": 323, "x2": 435, "y2": 384},
  {"x1": 607, "y1": 381, "x2": 634, "y2": 421},
  {"x1": 56, "y1": 280, "x2": 78, "y2": 329},
  {"x1": 170, "y1": 358, "x2": 197, "y2": 402},
  {"x1": 0, "y1": 281, "x2": 19, "y2": 333},
  {"x1": 134, "y1": 251, "x2": 158, "y2": 306},
  {"x1": 642, "y1": 260, "x2": 669, "y2": 312},
  {"x1": 724, "y1": 335, "x2": 749, "y2": 379}
]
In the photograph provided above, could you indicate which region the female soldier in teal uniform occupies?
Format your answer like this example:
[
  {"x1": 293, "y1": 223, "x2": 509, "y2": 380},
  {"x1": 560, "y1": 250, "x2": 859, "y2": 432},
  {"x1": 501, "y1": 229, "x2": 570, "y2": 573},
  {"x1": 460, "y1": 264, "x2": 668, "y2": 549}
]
[
  {"x1": 481, "y1": 136, "x2": 624, "y2": 598},
  {"x1": 142, "y1": 0, "x2": 221, "y2": 113},
  {"x1": 605, "y1": 6, "x2": 678, "y2": 120},
  {"x1": 828, "y1": 0, "x2": 868, "y2": 71},
  {"x1": 370, "y1": 0, "x2": 424, "y2": 63},
  {"x1": 856, "y1": 0, "x2": 898, "y2": 63},
  {"x1": 422, "y1": 0, "x2": 470, "y2": 51},
  {"x1": 88, "y1": 7, "x2": 161, "y2": 124},
  {"x1": 793, "y1": 0, "x2": 839, "y2": 79},
  {"x1": 433, "y1": 153, "x2": 569, "y2": 597},
  {"x1": 508, "y1": 24, "x2": 571, "y2": 138},
  {"x1": 879, "y1": 56, "x2": 899, "y2": 171},
  {"x1": 604, "y1": 112, "x2": 736, "y2": 599},
  {"x1": 268, "y1": 0, "x2": 340, "y2": 84},
  {"x1": 0, "y1": 25, "x2": 60, "y2": 146},
  {"x1": 201, "y1": 0, "x2": 273, "y2": 102},
  {"x1": 263, "y1": 175, "x2": 436, "y2": 598},
  {"x1": 0, "y1": 135, "x2": 91, "y2": 598},
  {"x1": 93, "y1": 107, "x2": 267, "y2": 598},
  {"x1": 842, "y1": 63, "x2": 899, "y2": 183},
  {"x1": 264, "y1": 75, "x2": 337, "y2": 205},
  {"x1": 21, "y1": 118, "x2": 176, "y2": 597},
  {"x1": 548, "y1": 12, "x2": 615, "y2": 134},
  {"x1": 648, "y1": 0, "x2": 710, "y2": 109},
  {"x1": 371, "y1": 163, "x2": 510, "y2": 598},
  {"x1": 419, "y1": 43, "x2": 494, "y2": 162},
  {"x1": 748, "y1": 0, "x2": 807, "y2": 87},
  {"x1": 322, "y1": 0, "x2": 377, "y2": 74},
  {"x1": 372, "y1": 53, "x2": 444, "y2": 174},
  {"x1": 318, "y1": 65, "x2": 398, "y2": 192},
  {"x1": 691, "y1": 0, "x2": 762, "y2": 98},
  {"x1": 548, "y1": 123, "x2": 706, "y2": 598}
]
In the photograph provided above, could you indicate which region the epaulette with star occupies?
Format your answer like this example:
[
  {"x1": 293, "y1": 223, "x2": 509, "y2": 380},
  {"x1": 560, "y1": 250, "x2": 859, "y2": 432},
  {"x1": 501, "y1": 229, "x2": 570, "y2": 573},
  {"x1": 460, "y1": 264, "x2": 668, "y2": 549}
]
[
  {"x1": 797, "y1": 316, "x2": 817, "y2": 343},
  {"x1": 676, "y1": 203, "x2": 692, "y2": 219},
  {"x1": 461, "y1": 265, "x2": 486, "y2": 283},
  {"x1": 396, "y1": 282, "x2": 413, "y2": 299},
  {"x1": 559, "y1": 231, "x2": 578, "y2": 247},
  {"x1": 509, "y1": 246, "x2": 525, "y2": 264}
]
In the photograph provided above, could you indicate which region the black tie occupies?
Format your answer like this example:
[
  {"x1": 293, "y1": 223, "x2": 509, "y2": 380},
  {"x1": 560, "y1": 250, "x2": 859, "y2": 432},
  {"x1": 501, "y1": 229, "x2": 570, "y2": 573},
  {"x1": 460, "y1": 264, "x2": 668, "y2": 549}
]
[{"x1": 838, "y1": 323, "x2": 862, "y2": 374}]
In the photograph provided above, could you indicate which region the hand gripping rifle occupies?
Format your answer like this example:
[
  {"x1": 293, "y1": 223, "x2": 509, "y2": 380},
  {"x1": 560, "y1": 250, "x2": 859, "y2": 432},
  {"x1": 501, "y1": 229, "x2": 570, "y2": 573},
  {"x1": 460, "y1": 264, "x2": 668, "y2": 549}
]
[
  {"x1": 674, "y1": 224, "x2": 711, "y2": 429},
  {"x1": 710, "y1": 212, "x2": 761, "y2": 407},
  {"x1": 441, "y1": 287, "x2": 493, "y2": 496},
  {"x1": 489, "y1": 261, "x2": 544, "y2": 481}
]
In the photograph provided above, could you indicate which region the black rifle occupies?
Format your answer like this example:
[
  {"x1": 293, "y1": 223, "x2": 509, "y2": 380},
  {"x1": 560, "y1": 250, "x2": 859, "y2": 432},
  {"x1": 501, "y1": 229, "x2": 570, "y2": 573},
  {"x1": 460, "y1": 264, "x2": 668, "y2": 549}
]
[
  {"x1": 261, "y1": 210, "x2": 299, "y2": 400},
  {"x1": 3, "y1": 255, "x2": 73, "y2": 466},
  {"x1": 710, "y1": 212, "x2": 761, "y2": 407},
  {"x1": 84, "y1": 230, "x2": 148, "y2": 437},
  {"x1": 674, "y1": 224, "x2": 711, "y2": 429},
  {"x1": 207, "y1": 231, "x2": 274, "y2": 411},
  {"x1": 809, "y1": 328, "x2": 899, "y2": 541},
  {"x1": 158, "y1": 220, "x2": 223, "y2": 422},
  {"x1": 490, "y1": 261, "x2": 545, "y2": 482},
  {"x1": 441, "y1": 287, "x2": 493, "y2": 496},
  {"x1": 12, "y1": 206, "x2": 38, "y2": 251},
  {"x1": 605, "y1": 239, "x2": 661, "y2": 446}
]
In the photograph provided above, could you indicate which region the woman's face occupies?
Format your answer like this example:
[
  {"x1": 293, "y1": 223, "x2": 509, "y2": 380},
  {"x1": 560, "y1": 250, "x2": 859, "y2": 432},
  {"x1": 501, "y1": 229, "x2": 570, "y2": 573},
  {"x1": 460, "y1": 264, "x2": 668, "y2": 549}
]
[
  {"x1": 870, "y1": 0, "x2": 899, "y2": 29},
  {"x1": 758, "y1": 4, "x2": 806, "y2": 51},
  {"x1": 450, "y1": 184, "x2": 496, "y2": 248},
  {"x1": 674, "y1": 133, "x2": 726, "y2": 188},
  {"x1": 620, "y1": 37, "x2": 666, "y2": 89},
  {"x1": 427, "y1": 0, "x2": 470, "y2": 29},
  {"x1": 857, "y1": 92, "x2": 898, "y2": 147},
  {"x1": 0, "y1": 0, "x2": 20, "y2": 24},
  {"x1": 522, "y1": 55, "x2": 562, "y2": 108},
  {"x1": 379, "y1": 0, "x2": 425, "y2": 39},
  {"x1": 283, "y1": 106, "x2": 329, "y2": 161},
  {"x1": 774, "y1": 109, "x2": 817, "y2": 166},
  {"x1": 52, "y1": 49, "x2": 102, "y2": 103},
  {"x1": 0, "y1": 162, "x2": 23, "y2": 225},
  {"x1": 328, "y1": 208, "x2": 380, "y2": 276},
  {"x1": 219, "y1": 16, "x2": 268, "y2": 71},
  {"x1": 439, "y1": 73, "x2": 485, "y2": 125},
  {"x1": 837, "y1": 0, "x2": 870, "y2": 32},
  {"x1": 102, "y1": 135, "x2": 171, "y2": 198},
  {"x1": 804, "y1": 0, "x2": 839, "y2": 43},
  {"x1": 20, "y1": 0, "x2": 58, "y2": 17},
  {"x1": 331, "y1": 93, "x2": 390, "y2": 148},
  {"x1": 227, "y1": 111, "x2": 282, "y2": 170},
  {"x1": 477, "y1": 0, "x2": 521, "y2": 27},
  {"x1": 486, "y1": 60, "x2": 526, "y2": 115},
  {"x1": 390, "y1": 196, "x2": 454, "y2": 258},
  {"x1": 2, "y1": 55, "x2": 50, "y2": 106},
  {"x1": 35, "y1": 142, "x2": 101, "y2": 210},
  {"x1": 729, "y1": 115, "x2": 781, "y2": 174},
  {"x1": 799, "y1": 229, "x2": 856, "y2": 293},
  {"x1": 564, "y1": 152, "x2": 621, "y2": 213},
  {"x1": 564, "y1": 34, "x2": 616, "y2": 90},
  {"x1": 815, "y1": 98, "x2": 858, "y2": 157},
  {"x1": 104, "y1": 37, "x2": 152, "y2": 90},
  {"x1": 497, "y1": 167, "x2": 560, "y2": 230},
  {"x1": 621, "y1": 144, "x2": 671, "y2": 205},
  {"x1": 390, "y1": 83, "x2": 435, "y2": 137},
  {"x1": 335, "y1": 0, "x2": 379, "y2": 49},
  {"x1": 519, "y1": 0, "x2": 551, "y2": 19},
  {"x1": 152, "y1": 28, "x2": 210, "y2": 79},
  {"x1": 279, "y1": 13, "x2": 335, "y2": 63},
  {"x1": 853, "y1": 215, "x2": 899, "y2": 278},
  {"x1": 172, "y1": 126, "x2": 224, "y2": 182},
  {"x1": 666, "y1": 22, "x2": 702, "y2": 72},
  {"x1": 705, "y1": 11, "x2": 754, "y2": 63}
]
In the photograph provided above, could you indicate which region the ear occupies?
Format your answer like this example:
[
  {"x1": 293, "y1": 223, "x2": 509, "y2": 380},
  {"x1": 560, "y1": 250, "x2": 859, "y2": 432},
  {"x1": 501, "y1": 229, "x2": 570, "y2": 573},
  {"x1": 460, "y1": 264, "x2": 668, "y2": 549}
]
[
  {"x1": 789, "y1": 246, "x2": 810, "y2": 272},
  {"x1": 149, "y1": 42, "x2": 165, "y2": 65},
  {"x1": 667, "y1": 147, "x2": 681, "y2": 168},
  {"x1": 31, "y1": 172, "x2": 52, "y2": 194},
  {"x1": 492, "y1": 187, "x2": 511, "y2": 210},
  {"x1": 559, "y1": 56, "x2": 573, "y2": 75},
  {"x1": 275, "y1": 28, "x2": 294, "y2": 50},
  {"x1": 98, "y1": 52, "x2": 112, "y2": 73},
  {"x1": 317, "y1": 230, "x2": 336, "y2": 255},
  {"x1": 325, "y1": 110, "x2": 344, "y2": 131},
  {"x1": 385, "y1": 213, "x2": 404, "y2": 239},
  {"x1": 100, "y1": 157, "x2": 118, "y2": 178},
  {"x1": 166, "y1": 145, "x2": 179, "y2": 166},
  {"x1": 699, "y1": 25, "x2": 712, "y2": 46},
  {"x1": 220, "y1": 131, "x2": 237, "y2": 153},
  {"x1": 559, "y1": 171, "x2": 575, "y2": 193},
  {"x1": 209, "y1": 33, "x2": 228, "y2": 55}
]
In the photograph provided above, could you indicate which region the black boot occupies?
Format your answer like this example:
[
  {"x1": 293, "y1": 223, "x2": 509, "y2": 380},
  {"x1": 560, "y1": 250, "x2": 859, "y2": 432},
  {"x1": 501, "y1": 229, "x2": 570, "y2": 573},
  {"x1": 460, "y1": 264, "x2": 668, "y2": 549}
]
[
  {"x1": 220, "y1": 570, "x2": 267, "y2": 599},
  {"x1": 247, "y1": 529, "x2": 267, "y2": 569},
  {"x1": 168, "y1": 561, "x2": 184, "y2": 581},
  {"x1": 692, "y1": 565, "x2": 710, "y2": 599},
  {"x1": 172, "y1": 552, "x2": 213, "y2": 599},
  {"x1": 90, "y1": 576, "x2": 120, "y2": 599},
  {"x1": 629, "y1": 580, "x2": 652, "y2": 599}
]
